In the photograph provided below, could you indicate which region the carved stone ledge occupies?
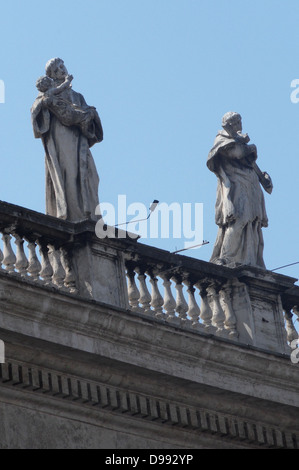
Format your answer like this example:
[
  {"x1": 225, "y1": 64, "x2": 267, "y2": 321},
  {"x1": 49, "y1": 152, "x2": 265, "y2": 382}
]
[{"x1": 0, "y1": 359, "x2": 297, "y2": 449}]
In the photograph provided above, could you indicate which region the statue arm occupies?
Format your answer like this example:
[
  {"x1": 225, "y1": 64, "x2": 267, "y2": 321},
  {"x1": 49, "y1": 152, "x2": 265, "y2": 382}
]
[
  {"x1": 52, "y1": 75, "x2": 73, "y2": 95},
  {"x1": 76, "y1": 92, "x2": 103, "y2": 145},
  {"x1": 220, "y1": 142, "x2": 257, "y2": 164},
  {"x1": 51, "y1": 82, "x2": 69, "y2": 95},
  {"x1": 220, "y1": 143, "x2": 273, "y2": 194}
]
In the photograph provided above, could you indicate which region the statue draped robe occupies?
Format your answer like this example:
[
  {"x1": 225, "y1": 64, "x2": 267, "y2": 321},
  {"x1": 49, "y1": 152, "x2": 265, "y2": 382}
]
[
  {"x1": 31, "y1": 87, "x2": 103, "y2": 221},
  {"x1": 207, "y1": 130, "x2": 268, "y2": 268}
]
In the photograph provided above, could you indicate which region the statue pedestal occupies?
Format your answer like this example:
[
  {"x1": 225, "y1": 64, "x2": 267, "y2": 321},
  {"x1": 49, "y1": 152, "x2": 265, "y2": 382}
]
[
  {"x1": 71, "y1": 222, "x2": 135, "y2": 308},
  {"x1": 230, "y1": 267, "x2": 295, "y2": 354}
]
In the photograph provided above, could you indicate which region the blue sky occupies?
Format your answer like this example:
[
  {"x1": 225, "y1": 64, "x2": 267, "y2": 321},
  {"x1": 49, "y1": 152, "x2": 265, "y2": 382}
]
[{"x1": 0, "y1": 0, "x2": 298, "y2": 282}]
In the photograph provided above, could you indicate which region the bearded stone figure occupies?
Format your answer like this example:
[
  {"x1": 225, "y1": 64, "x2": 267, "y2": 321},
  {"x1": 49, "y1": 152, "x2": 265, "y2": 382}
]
[
  {"x1": 207, "y1": 112, "x2": 273, "y2": 268},
  {"x1": 31, "y1": 58, "x2": 103, "y2": 221}
]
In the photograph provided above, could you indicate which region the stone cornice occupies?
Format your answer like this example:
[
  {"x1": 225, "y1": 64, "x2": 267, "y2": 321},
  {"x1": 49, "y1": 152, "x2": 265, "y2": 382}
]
[{"x1": 0, "y1": 359, "x2": 297, "y2": 449}]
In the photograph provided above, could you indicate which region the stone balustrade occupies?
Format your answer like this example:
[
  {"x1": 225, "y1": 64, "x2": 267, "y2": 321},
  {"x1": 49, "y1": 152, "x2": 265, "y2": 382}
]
[
  {"x1": 0, "y1": 200, "x2": 298, "y2": 354},
  {"x1": 0, "y1": 231, "x2": 77, "y2": 294},
  {"x1": 124, "y1": 242, "x2": 299, "y2": 351},
  {"x1": 0, "y1": 201, "x2": 77, "y2": 294},
  {"x1": 125, "y1": 254, "x2": 238, "y2": 339}
]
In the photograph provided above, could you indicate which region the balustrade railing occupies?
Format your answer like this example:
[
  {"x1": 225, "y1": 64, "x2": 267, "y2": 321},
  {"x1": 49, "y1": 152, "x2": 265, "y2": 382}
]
[
  {"x1": 0, "y1": 202, "x2": 78, "y2": 295},
  {"x1": 124, "y1": 243, "x2": 299, "y2": 348},
  {"x1": 124, "y1": 246, "x2": 239, "y2": 339},
  {"x1": 0, "y1": 228, "x2": 77, "y2": 294}
]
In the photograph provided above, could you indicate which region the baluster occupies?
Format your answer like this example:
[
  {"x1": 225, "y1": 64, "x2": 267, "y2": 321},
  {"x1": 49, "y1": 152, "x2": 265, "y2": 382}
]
[
  {"x1": 219, "y1": 282, "x2": 238, "y2": 338},
  {"x1": 162, "y1": 275, "x2": 176, "y2": 321},
  {"x1": 136, "y1": 270, "x2": 152, "y2": 314},
  {"x1": 185, "y1": 282, "x2": 201, "y2": 327},
  {"x1": 149, "y1": 275, "x2": 164, "y2": 319},
  {"x1": 284, "y1": 308, "x2": 298, "y2": 344},
  {"x1": 207, "y1": 282, "x2": 226, "y2": 335},
  {"x1": 162, "y1": 275, "x2": 177, "y2": 320},
  {"x1": 126, "y1": 268, "x2": 140, "y2": 311},
  {"x1": 37, "y1": 243, "x2": 53, "y2": 285},
  {"x1": 48, "y1": 244, "x2": 65, "y2": 288},
  {"x1": 196, "y1": 280, "x2": 214, "y2": 331},
  {"x1": 2, "y1": 233, "x2": 16, "y2": 272},
  {"x1": 26, "y1": 241, "x2": 42, "y2": 281},
  {"x1": 14, "y1": 234, "x2": 28, "y2": 277},
  {"x1": 173, "y1": 277, "x2": 188, "y2": 322},
  {"x1": 60, "y1": 247, "x2": 77, "y2": 294}
]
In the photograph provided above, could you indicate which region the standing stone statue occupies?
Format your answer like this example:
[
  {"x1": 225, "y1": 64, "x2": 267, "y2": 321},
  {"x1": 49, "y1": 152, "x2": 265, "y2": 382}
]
[
  {"x1": 207, "y1": 112, "x2": 273, "y2": 268},
  {"x1": 31, "y1": 58, "x2": 103, "y2": 221}
]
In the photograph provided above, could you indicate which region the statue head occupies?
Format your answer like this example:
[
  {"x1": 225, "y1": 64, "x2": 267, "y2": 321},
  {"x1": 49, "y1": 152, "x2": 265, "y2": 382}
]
[
  {"x1": 222, "y1": 111, "x2": 242, "y2": 133},
  {"x1": 45, "y1": 58, "x2": 68, "y2": 81},
  {"x1": 36, "y1": 75, "x2": 53, "y2": 92}
]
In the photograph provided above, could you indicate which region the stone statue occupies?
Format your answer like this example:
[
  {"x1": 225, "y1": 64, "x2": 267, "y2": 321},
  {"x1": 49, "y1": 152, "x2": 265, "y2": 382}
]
[
  {"x1": 207, "y1": 112, "x2": 273, "y2": 268},
  {"x1": 31, "y1": 58, "x2": 103, "y2": 221}
]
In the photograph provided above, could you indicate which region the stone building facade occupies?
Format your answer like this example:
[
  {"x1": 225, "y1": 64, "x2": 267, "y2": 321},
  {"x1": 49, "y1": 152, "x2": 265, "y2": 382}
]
[{"x1": 0, "y1": 201, "x2": 298, "y2": 449}]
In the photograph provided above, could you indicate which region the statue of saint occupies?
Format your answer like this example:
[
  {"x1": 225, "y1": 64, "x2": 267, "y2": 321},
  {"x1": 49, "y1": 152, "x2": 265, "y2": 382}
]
[
  {"x1": 31, "y1": 58, "x2": 103, "y2": 221},
  {"x1": 207, "y1": 112, "x2": 273, "y2": 268}
]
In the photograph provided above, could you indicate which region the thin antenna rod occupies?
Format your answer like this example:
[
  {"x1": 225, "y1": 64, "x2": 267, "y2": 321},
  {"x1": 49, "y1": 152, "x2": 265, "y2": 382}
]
[
  {"x1": 114, "y1": 200, "x2": 159, "y2": 227},
  {"x1": 271, "y1": 261, "x2": 299, "y2": 272},
  {"x1": 172, "y1": 241, "x2": 209, "y2": 254}
]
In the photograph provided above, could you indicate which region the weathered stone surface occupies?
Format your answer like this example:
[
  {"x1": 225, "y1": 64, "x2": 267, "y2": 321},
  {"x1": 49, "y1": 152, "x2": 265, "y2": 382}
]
[
  {"x1": 31, "y1": 58, "x2": 103, "y2": 222},
  {"x1": 207, "y1": 112, "x2": 273, "y2": 269}
]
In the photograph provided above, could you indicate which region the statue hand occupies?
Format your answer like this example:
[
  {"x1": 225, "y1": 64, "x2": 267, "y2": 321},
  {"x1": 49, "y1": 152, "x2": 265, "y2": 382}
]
[
  {"x1": 242, "y1": 133, "x2": 250, "y2": 143},
  {"x1": 236, "y1": 131, "x2": 250, "y2": 143}
]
